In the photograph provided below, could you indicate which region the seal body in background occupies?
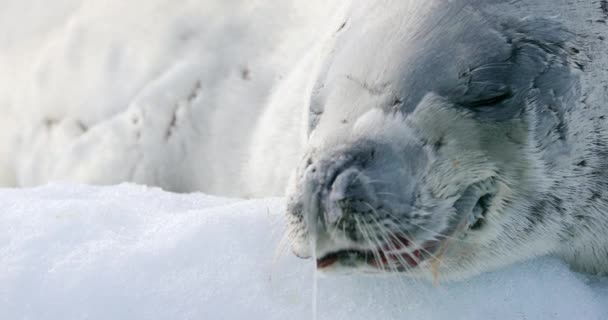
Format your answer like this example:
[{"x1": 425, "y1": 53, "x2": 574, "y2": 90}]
[{"x1": 259, "y1": 0, "x2": 608, "y2": 280}]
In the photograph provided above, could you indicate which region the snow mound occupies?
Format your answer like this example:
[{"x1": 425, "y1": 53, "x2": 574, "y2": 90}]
[
  {"x1": 1, "y1": 184, "x2": 606, "y2": 319},
  {"x1": 0, "y1": 0, "x2": 345, "y2": 195}
]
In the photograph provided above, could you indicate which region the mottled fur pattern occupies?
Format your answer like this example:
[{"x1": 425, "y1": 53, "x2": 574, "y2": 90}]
[{"x1": 270, "y1": 0, "x2": 608, "y2": 280}]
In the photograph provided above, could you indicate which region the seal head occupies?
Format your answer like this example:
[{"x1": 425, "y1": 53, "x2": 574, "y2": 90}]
[{"x1": 285, "y1": 0, "x2": 608, "y2": 280}]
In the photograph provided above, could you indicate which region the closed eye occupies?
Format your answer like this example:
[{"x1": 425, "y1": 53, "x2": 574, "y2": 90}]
[{"x1": 467, "y1": 90, "x2": 513, "y2": 108}]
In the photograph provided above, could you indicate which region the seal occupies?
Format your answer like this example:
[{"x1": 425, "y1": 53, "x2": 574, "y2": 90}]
[{"x1": 273, "y1": 0, "x2": 608, "y2": 281}]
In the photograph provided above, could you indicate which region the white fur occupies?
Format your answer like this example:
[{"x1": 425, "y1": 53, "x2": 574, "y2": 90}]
[{"x1": 280, "y1": 0, "x2": 608, "y2": 279}]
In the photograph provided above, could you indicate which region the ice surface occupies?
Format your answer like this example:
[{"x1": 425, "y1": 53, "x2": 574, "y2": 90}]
[
  {"x1": 1, "y1": 2, "x2": 607, "y2": 318},
  {"x1": 1, "y1": 184, "x2": 606, "y2": 319}
]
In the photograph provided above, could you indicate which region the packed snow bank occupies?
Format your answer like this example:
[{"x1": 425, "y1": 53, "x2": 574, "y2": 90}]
[{"x1": 1, "y1": 184, "x2": 606, "y2": 319}]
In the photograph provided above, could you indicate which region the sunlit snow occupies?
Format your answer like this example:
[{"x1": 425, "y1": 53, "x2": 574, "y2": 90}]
[
  {"x1": 1, "y1": 1, "x2": 607, "y2": 319},
  {"x1": 1, "y1": 184, "x2": 607, "y2": 319}
]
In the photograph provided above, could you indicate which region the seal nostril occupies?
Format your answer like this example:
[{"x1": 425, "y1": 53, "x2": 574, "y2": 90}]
[
  {"x1": 305, "y1": 157, "x2": 313, "y2": 168},
  {"x1": 330, "y1": 168, "x2": 362, "y2": 199}
]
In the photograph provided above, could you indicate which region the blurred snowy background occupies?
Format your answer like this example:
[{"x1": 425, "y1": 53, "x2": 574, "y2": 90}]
[
  {"x1": 0, "y1": 0, "x2": 343, "y2": 195},
  {"x1": 1, "y1": 1, "x2": 607, "y2": 319}
]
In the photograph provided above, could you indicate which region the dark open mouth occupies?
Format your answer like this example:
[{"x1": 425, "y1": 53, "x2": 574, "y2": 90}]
[
  {"x1": 316, "y1": 236, "x2": 440, "y2": 272},
  {"x1": 315, "y1": 189, "x2": 495, "y2": 272},
  {"x1": 316, "y1": 250, "x2": 373, "y2": 269}
]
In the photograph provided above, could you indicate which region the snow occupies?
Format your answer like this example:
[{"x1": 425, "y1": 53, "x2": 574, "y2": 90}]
[
  {"x1": 1, "y1": 1, "x2": 607, "y2": 318},
  {"x1": 0, "y1": 0, "x2": 345, "y2": 195},
  {"x1": 1, "y1": 184, "x2": 607, "y2": 319}
]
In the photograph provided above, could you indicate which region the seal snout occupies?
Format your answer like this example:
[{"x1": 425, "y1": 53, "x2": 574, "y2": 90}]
[
  {"x1": 301, "y1": 144, "x2": 383, "y2": 240},
  {"x1": 326, "y1": 167, "x2": 377, "y2": 225},
  {"x1": 289, "y1": 137, "x2": 438, "y2": 272}
]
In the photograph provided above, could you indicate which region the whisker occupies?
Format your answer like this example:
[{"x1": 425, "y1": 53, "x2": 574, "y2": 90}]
[
  {"x1": 354, "y1": 216, "x2": 386, "y2": 273},
  {"x1": 361, "y1": 211, "x2": 423, "y2": 296},
  {"x1": 354, "y1": 218, "x2": 413, "y2": 300},
  {"x1": 370, "y1": 207, "x2": 457, "y2": 280},
  {"x1": 379, "y1": 208, "x2": 477, "y2": 245},
  {"x1": 362, "y1": 202, "x2": 421, "y2": 270},
  {"x1": 362, "y1": 204, "x2": 447, "y2": 268},
  {"x1": 270, "y1": 229, "x2": 299, "y2": 284},
  {"x1": 375, "y1": 191, "x2": 401, "y2": 199}
]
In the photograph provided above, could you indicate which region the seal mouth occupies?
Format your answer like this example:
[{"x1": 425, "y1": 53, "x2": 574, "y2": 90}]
[
  {"x1": 315, "y1": 188, "x2": 496, "y2": 272},
  {"x1": 316, "y1": 237, "x2": 442, "y2": 272},
  {"x1": 316, "y1": 250, "x2": 373, "y2": 269}
]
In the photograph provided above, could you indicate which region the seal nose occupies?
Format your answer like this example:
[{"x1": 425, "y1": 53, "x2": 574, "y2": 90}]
[
  {"x1": 326, "y1": 167, "x2": 377, "y2": 225},
  {"x1": 294, "y1": 140, "x2": 426, "y2": 257},
  {"x1": 302, "y1": 145, "x2": 381, "y2": 236}
]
